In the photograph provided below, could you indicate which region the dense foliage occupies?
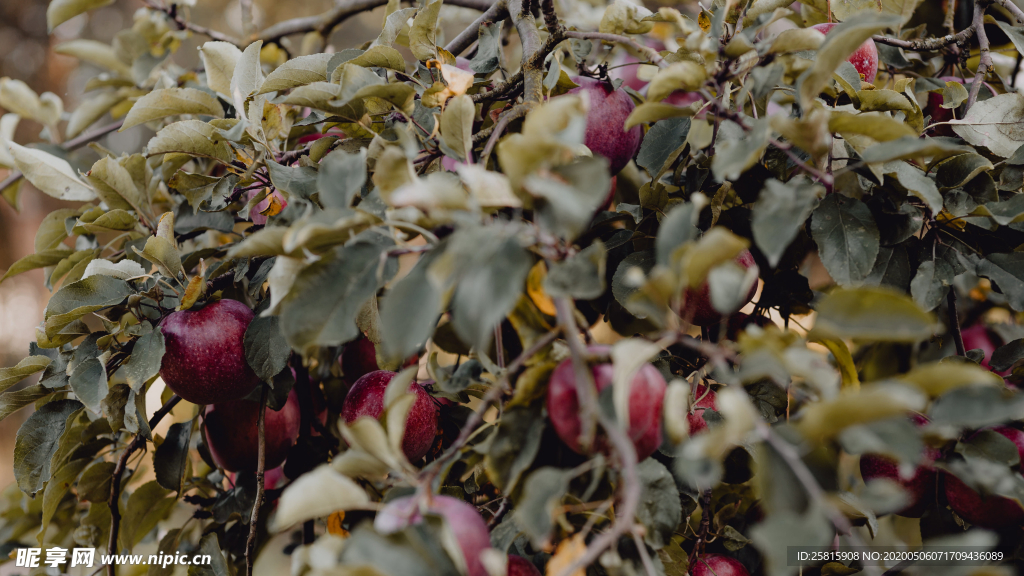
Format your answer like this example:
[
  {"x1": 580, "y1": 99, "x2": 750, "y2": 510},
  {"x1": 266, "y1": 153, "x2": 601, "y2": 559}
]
[{"x1": 4, "y1": 0, "x2": 1024, "y2": 573}]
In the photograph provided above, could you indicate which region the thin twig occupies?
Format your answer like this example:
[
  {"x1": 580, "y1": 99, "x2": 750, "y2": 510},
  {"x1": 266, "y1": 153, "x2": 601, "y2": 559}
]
[
  {"x1": 107, "y1": 395, "x2": 182, "y2": 576},
  {"x1": 991, "y1": 0, "x2": 1024, "y2": 23},
  {"x1": 445, "y1": 0, "x2": 509, "y2": 57},
  {"x1": 943, "y1": 0, "x2": 958, "y2": 34},
  {"x1": 965, "y1": 1, "x2": 992, "y2": 112},
  {"x1": 479, "y1": 103, "x2": 532, "y2": 159},
  {"x1": 245, "y1": 385, "x2": 268, "y2": 576},
  {"x1": 0, "y1": 120, "x2": 124, "y2": 194},
  {"x1": 871, "y1": 27, "x2": 974, "y2": 51},
  {"x1": 147, "y1": 0, "x2": 241, "y2": 44},
  {"x1": 947, "y1": 289, "x2": 966, "y2": 356}
]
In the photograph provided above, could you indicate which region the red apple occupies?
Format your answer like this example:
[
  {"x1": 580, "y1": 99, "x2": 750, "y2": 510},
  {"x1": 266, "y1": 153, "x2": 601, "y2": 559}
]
[
  {"x1": 687, "y1": 384, "x2": 717, "y2": 435},
  {"x1": 810, "y1": 23, "x2": 878, "y2": 84},
  {"x1": 340, "y1": 370, "x2": 439, "y2": 462},
  {"x1": 690, "y1": 553, "x2": 750, "y2": 576},
  {"x1": 680, "y1": 249, "x2": 759, "y2": 327},
  {"x1": 228, "y1": 465, "x2": 285, "y2": 491},
  {"x1": 959, "y1": 324, "x2": 1010, "y2": 376},
  {"x1": 566, "y1": 76, "x2": 643, "y2": 175},
  {"x1": 547, "y1": 346, "x2": 667, "y2": 461},
  {"x1": 859, "y1": 413, "x2": 940, "y2": 517},
  {"x1": 507, "y1": 555, "x2": 541, "y2": 576},
  {"x1": 204, "y1": 389, "x2": 302, "y2": 472},
  {"x1": 341, "y1": 335, "x2": 380, "y2": 383},
  {"x1": 944, "y1": 426, "x2": 1024, "y2": 528},
  {"x1": 158, "y1": 299, "x2": 261, "y2": 405},
  {"x1": 375, "y1": 495, "x2": 492, "y2": 576}
]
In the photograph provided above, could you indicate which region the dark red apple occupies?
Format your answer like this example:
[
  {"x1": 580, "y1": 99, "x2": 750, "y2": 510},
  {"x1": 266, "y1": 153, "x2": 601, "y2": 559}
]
[
  {"x1": 945, "y1": 426, "x2": 1024, "y2": 528},
  {"x1": 959, "y1": 324, "x2": 1010, "y2": 375},
  {"x1": 374, "y1": 495, "x2": 491, "y2": 576},
  {"x1": 547, "y1": 346, "x2": 666, "y2": 461},
  {"x1": 687, "y1": 384, "x2": 717, "y2": 435},
  {"x1": 680, "y1": 249, "x2": 759, "y2": 327},
  {"x1": 690, "y1": 553, "x2": 750, "y2": 576},
  {"x1": 925, "y1": 77, "x2": 997, "y2": 137},
  {"x1": 810, "y1": 23, "x2": 878, "y2": 84},
  {"x1": 859, "y1": 413, "x2": 940, "y2": 517},
  {"x1": 566, "y1": 76, "x2": 643, "y2": 175},
  {"x1": 341, "y1": 335, "x2": 380, "y2": 383},
  {"x1": 507, "y1": 555, "x2": 541, "y2": 576},
  {"x1": 158, "y1": 299, "x2": 261, "y2": 405},
  {"x1": 340, "y1": 370, "x2": 439, "y2": 462},
  {"x1": 204, "y1": 389, "x2": 302, "y2": 472}
]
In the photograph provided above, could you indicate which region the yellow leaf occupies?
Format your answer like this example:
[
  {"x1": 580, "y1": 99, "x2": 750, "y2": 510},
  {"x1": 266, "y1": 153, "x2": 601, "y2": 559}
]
[
  {"x1": 526, "y1": 261, "x2": 557, "y2": 316},
  {"x1": 546, "y1": 534, "x2": 587, "y2": 576},
  {"x1": 326, "y1": 511, "x2": 349, "y2": 537},
  {"x1": 812, "y1": 335, "x2": 860, "y2": 389}
]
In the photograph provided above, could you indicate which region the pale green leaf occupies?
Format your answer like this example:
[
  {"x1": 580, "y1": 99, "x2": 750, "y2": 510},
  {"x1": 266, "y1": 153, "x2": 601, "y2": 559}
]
[{"x1": 121, "y1": 88, "x2": 225, "y2": 130}]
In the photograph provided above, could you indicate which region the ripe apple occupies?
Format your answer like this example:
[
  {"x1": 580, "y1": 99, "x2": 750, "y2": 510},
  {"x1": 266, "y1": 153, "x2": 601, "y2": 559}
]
[
  {"x1": 341, "y1": 335, "x2": 380, "y2": 383},
  {"x1": 687, "y1": 384, "x2": 717, "y2": 435},
  {"x1": 690, "y1": 554, "x2": 750, "y2": 576},
  {"x1": 547, "y1": 346, "x2": 667, "y2": 461},
  {"x1": 507, "y1": 555, "x2": 541, "y2": 576},
  {"x1": 158, "y1": 299, "x2": 261, "y2": 405},
  {"x1": 959, "y1": 324, "x2": 1010, "y2": 376},
  {"x1": 204, "y1": 389, "x2": 302, "y2": 472},
  {"x1": 566, "y1": 76, "x2": 643, "y2": 175},
  {"x1": 340, "y1": 370, "x2": 439, "y2": 462},
  {"x1": 680, "y1": 249, "x2": 759, "y2": 327},
  {"x1": 375, "y1": 495, "x2": 492, "y2": 576},
  {"x1": 944, "y1": 426, "x2": 1024, "y2": 528},
  {"x1": 859, "y1": 413, "x2": 940, "y2": 517},
  {"x1": 810, "y1": 23, "x2": 878, "y2": 84}
]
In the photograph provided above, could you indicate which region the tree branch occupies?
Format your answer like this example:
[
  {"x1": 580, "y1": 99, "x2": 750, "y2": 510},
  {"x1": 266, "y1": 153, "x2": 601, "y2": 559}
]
[
  {"x1": 966, "y1": 1, "x2": 992, "y2": 112},
  {"x1": 107, "y1": 395, "x2": 182, "y2": 576},
  {"x1": 0, "y1": 120, "x2": 124, "y2": 195},
  {"x1": 947, "y1": 289, "x2": 966, "y2": 356},
  {"x1": 245, "y1": 385, "x2": 268, "y2": 576},
  {"x1": 871, "y1": 26, "x2": 974, "y2": 51},
  {"x1": 509, "y1": 0, "x2": 547, "y2": 103},
  {"x1": 445, "y1": 0, "x2": 509, "y2": 56},
  {"x1": 991, "y1": 0, "x2": 1024, "y2": 24}
]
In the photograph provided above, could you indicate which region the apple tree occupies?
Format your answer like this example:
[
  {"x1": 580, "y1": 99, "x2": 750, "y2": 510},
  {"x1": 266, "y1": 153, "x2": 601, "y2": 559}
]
[{"x1": 2, "y1": 0, "x2": 1024, "y2": 573}]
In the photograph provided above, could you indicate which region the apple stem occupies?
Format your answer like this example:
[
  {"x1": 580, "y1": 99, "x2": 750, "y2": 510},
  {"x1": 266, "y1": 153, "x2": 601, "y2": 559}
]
[
  {"x1": 947, "y1": 289, "x2": 966, "y2": 356},
  {"x1": 106, "y1": 395, "x2": 181, "y2": 576},
  {"x1": 245, "y1": 385, "x2": 268, "y2": 576}
]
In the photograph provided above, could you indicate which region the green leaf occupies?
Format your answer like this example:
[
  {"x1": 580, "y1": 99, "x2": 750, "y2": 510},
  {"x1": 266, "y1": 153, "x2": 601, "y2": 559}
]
[
  {"x1": 950, "y1": 93, "x2": 1024, "y2": 158},
  {"x1": 244, "y1": 315, "x2": 289, "y2": 383},
  {"x1": 440, "y1": 95, "x2": 474, "y2": 162},
  {"x1": 67, "y1": 90, "x2": 124, "y2": 139},
  {"x1": 69, "y1": 357, "x2": 108, "y2": 414},
  {"x1": 0, "y1": 385, "x2": 58, "y2": 422},
  {"x1": 38, "y1": 457, "x2": 90, "y2": 544},
  {"x1": 636, "y1": 117, "x2": 690, "y2": 176},
  {"x1": 810, "y1": 194, "x2": 879, "y2": 286},
  {"x1": 811, "y1": 286, "x2": 938, "y2": 342},
  {"x1": 13, "y1": 399, "x2": 82, "y2": 495},
  {"x1": 0, "y1": 356, "x2": 52, "y2": 394},
  {"x1": 909, "y1": 259, "x2": 953, "y2": 311},
  {"x1": 279, "y1": 240, "x2": 388, "y2": 355},
  {"x1": 515, "y1": 467, "x2": 570, "y2": 547},
  {"x1": 380, "y1": 245, "x2": 444, "y2": 363},
  {"x1": 470, "y1": 21, "x2": 501, "y2": 74},
  {"x1": 44, "y1": 276, "x2": 133, "y2": 337},
  {"x1": 347, "y1": 46, "x2": 407, "y2": 71},
  {"x1": 119, "y1": 480, "x2": 177, "y2": 551},
  {"x1": 798, "y1": 14, "x2": 900, "y2": 108},
  {"x1": 859, "y1": 136, "x2": 968, "y2": 164},
  {"x1": 258, "y1": 53, "x2": 334, "y2": 94},
  {"x1": 78, "y1": 460, "x2": 116, "y2": 502},
  {"x1": 543, "y1": 241, "x2": 606, "y2": 300},
  {"x1": 2, "y1": 248, "x2": 72, "y2": 283},
  {"x1": 526, "y1": 157, "x2": 613, "y2": 240},
  {"x1": 76, "y1": 209, "x2": 139, "y2": 234},
  {"x1": 147, "y1": 120, "x2": 234, "y2": 163},
  {"x1": 451, "y1": 233, "x2": 532, "y2": 352},
  {"x1": 484, "y1": 403, "x2": 545, "y2": 493},
  {"x1": 711, "y1": 117, "x2": 769, "y2": 182},
  {"x1": 318, "y1": 148, "x2": 367, "y2": 209},
  {"x1": 267, "y1": 159, "x2": 318, "y2": 200},
  {"x1": 272, "y1": 464, "x2": 370, "y2": 529},
  {"x1": 121, "y1": 88, "x2": 225, "y2": 131},
  {"x1": 124, "y1": 330, "x2": 164, "y2": 392},
  {"x1": 409, "y1": 0, "x2": 442, "y2": 61},
  {"x1": 930, "y1": 386, "x2": 1024, "y2": 428},
  {"x1": 882, "y1": 161, "x2": 942, "y2": 215},
  {"x1": 47, "y1": 0, "x2": 114, "y2": 32},
  {"x1": 637, "y1": 459, "x2": 682, "y2": 550},
  {"x1": 54, "y1": 39, "x2": 130, "y2": 76},
  {"x1": 976, "y1": 253, "x2": 1024, "y2": 311},
  {"x1": 87, "y1": 154, "x2": 147, "y2": 213},
  {"x1": 199, "y1": 41, "x2": 243, "y2": 97},
  {"x1": 187, "y1": 533, "x2": 230, "y2": 576},
  {"x1": 8, "y1": 143, "x2": 96, "y2": 201},
  {"x1": 134, "y1": 235, "x2": 183, "y2": 281},
  {"x1": 339, "y1": 520, "x2": 460, "y2": 576},
  {"x1": 154, "y1": 420, "x2": 193, "y2": 492},
  {"x1": 656, "y1": 202, "x2": 700, "y2": 267},
  {"x1": 753, "y1": 178, "x2": 822, "y2": 267},
  {"x1": 934, "y1": 152, "x2": 994, "y2": 190},
  {"x1": 231, "y1": 41, "x2": 265, "y2": 99}
]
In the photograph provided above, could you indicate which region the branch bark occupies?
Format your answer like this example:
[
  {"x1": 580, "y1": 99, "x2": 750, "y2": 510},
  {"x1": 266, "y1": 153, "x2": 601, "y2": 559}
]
[
  {"x1": 966, "y1": 0, "x2": 992, "y2": 112},
  {"x1": 445, "y1": 0, "x2": 509, "y2": 56},
  {"x1": 107, "y1": 395, "x2": 182, "y2": 576},
  {"x1": 245, "y1": 385, "x2": 268, "y2": 576},
  {"x1": 871, "y1": 26, "x2": 974, "y2": 51}
]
